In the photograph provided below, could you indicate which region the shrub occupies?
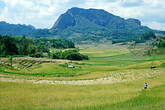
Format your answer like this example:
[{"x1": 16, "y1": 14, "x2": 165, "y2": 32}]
[{"x1": 52, "y1": 50, "x2": 89, "y2": 60}]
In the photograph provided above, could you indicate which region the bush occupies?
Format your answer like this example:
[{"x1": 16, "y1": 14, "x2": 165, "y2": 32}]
[
  {"x1": 29, "y1": 53, "x2": 43, "y2": 58},
  {"x1": 52, "y1": 50, "x2": 89, "y2": 60}
]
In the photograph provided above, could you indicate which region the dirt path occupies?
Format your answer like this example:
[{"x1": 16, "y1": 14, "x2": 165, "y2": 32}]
[{"x1": 0, "y1": 69, "x2": 164, "y2": 85}]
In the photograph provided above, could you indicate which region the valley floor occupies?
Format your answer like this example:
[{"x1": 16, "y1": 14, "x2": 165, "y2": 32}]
[
  {"x1": 0, "y1": 71, "x2": 165, "y2": 110},
  {"x1": 0, "y1": 45, "x2": 165, "y2": 110}
]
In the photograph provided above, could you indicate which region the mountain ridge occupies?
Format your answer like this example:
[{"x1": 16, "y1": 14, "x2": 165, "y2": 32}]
[
  {"x1": 0, "y1": 21, "x2": 35, "y2": 36},
  {"x1": 51, "y1": 7, "x2": 141, "y2": 30},
  {"x1": 0, "y1": 7, "x2": 165, "y2": 44}
]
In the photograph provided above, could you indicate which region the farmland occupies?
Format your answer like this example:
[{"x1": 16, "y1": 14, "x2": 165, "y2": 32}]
[{"x1": 0, "y1": 45, "x2": 165, "y2": 110}]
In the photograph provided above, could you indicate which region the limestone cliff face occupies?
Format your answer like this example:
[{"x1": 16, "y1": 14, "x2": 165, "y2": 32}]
[
  {"x1": 53, "y1": 12, "x2": 76, "y2": 29},
  {"x1": 52, "y1": 7, "x2": 141, "y2": 29}
]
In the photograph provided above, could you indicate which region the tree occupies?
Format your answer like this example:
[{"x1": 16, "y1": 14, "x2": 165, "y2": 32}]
[
  {"x1": 0, "y1": 35, "x2": 18, "y2": 56},
  {"x1": 18, "y1": 35, "x2": 29, "y2": 55},
  {"x1": 51, "y1": 49, "x2": 89, "y2": 60},
  {"x1": 141, "y1": 31, "x2": 156, "y2": 40}
]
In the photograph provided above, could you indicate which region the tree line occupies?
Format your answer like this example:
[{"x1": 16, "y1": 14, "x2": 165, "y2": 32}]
[
  {"x1": 0, "y1": 35, "x2": 89, "y2": 60},
  {"x1": 34, "y1": 38, "x2": 75, "y2": 49},
  {"x1": 52, "y1": 49, "x2": 89, "y2": 60},
  {"x1": 0, "y1": 35, "x2": 74, "y2": 57},
  {"x1": 111, "y1": 31, "x2": 157, "y2": 44}
]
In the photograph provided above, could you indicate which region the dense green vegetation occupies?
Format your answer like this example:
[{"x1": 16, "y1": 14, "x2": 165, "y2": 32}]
[
  {"x1": 0, "y1": 35, "x2": 92, "y2": 60},
  {"x1": 51, "y1": 27, "x2": 158, "y2": 45},
  {"x1": 49, "y1": 27, "x2": 151, "y2": 44},
  {"x1": 0, "y1": 35, "x2": 75, "y2": 57},
  {"x1": 112, "y1": 30, "x2": 157, "y2": 44},
  {"x1": 0, "y1": 35, "x2": 47, "y2": 57},
  {"x1": 52, "y1": 49, "x2": 89, "y2": 60},
  {"x1": 35, "y1": 38, "x2": 75, "y2": 49}
]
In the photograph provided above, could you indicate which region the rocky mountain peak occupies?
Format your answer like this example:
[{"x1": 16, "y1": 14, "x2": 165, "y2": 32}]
[{"x1": 52, "y1": 7, "x2": 141, "y2": 30}]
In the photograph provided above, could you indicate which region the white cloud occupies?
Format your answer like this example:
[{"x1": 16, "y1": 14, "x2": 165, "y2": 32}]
[
  {"x1": 143, "y1": 22, "x2": 165, "y2": 31},
  {"x1": 0, "y1": 0, "x2": 66, "y2": 28},
  {"x1": 0, "y1": 0, "x2": 164, "y2": 30}
]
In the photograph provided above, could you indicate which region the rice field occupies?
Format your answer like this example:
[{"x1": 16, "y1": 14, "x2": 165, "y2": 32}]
[
  {"x1": 1, "y1": 45, "x2": 165, "y2": 80},
  {"x1": 0, "y1": 45, "x2": 165, "y2": 110},
  {"x1": 0, "y1": 73, "x2": 164, "y2": 110}
]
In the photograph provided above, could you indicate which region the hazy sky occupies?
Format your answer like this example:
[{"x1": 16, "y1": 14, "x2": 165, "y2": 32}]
[{"x1": 0, "y1": 0, "x2": 165, "y2": 30}]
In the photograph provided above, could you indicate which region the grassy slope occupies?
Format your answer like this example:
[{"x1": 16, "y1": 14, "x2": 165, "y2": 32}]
[
  {"x1": 1, "y1": 45, "x2": 165, "y2": 80},
  {"x1": 30, "y1": 46, "x2": 165, "y2": 77},
  {"x1": 0, "y1": 45, "x2": 165, "y2": 109},
  {"x1": 0, "y1": 74, "x2": 164, "y2": 110}
]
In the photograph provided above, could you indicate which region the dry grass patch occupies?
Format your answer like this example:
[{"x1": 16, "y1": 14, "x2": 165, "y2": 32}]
[{"x1": 0, "y1": 72, "x2": 165, "y2": 110}]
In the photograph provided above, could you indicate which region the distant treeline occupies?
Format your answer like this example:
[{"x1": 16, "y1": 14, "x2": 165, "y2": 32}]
[
  {"x1": 28, "y1": 26, "x2": 152, "y2": 44},
  {"x1": 111, "y1": 31, "x2": 157, "y2": 44},
  {"x1": 0, "y1": 35, "x2": 89, "y2": 60},
  {"x1": 34, "y1": 38, "x2": 75, "y2": 49},
  {"x1": 30, "y1": 28, "x2": 165, "y2": 45},
  {"x1": 52, "y1": 49, "x2": 89, "y2": 60},
  {"x1": 0, "y1": 35, "x2": 75, "y2": 57}
]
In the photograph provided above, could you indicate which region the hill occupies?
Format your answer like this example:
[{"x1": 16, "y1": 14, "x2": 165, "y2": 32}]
[{"x1": 0, "y1": 21, "x2": 35, "y2": 36}]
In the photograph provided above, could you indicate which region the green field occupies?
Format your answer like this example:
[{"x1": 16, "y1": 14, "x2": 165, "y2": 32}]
[
  {"x1": 1, "y1": 45, "x2": 165, "y2": 79},
  {"x1": 0, "y1": 45, "x2": 165, "y2": 109}
]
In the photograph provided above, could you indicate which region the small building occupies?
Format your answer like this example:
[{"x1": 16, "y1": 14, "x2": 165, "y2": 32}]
[{"x1": 68, "y1": 65, "x2": 75, "y2": 68}]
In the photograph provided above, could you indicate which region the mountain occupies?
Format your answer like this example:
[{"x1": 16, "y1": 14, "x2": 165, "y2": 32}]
[
  {"x1": 1, "y1": 7, "x2": 164, "y2": 44},
  {"x1": 0, "y1": 21, "x2": 35, "y2": 36},
  {"x1": 52, "y1": 7, "x2": 141, "y2": 30},
  {"x1": 49, "y1": 7, "x2": 152, "y2": 43}
]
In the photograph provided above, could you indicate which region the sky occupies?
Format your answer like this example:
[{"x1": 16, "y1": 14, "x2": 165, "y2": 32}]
[{"x1": 0, "y1": 0, "x2": 165, "y2": 30}]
